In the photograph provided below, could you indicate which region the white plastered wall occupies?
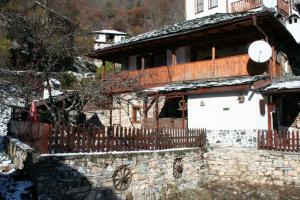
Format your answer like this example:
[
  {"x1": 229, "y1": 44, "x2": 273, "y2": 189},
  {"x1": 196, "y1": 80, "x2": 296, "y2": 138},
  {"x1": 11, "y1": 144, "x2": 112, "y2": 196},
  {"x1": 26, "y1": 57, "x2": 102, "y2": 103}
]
[
  {"x1": 188, "y1": 91, "x2": 268, "y2": 130},
  {"x1": 185, "y1": 0, "x2": 267, "y2": 20},
  {"x1": 285, "y1": 15, "x2": 300, "y2": 43}
]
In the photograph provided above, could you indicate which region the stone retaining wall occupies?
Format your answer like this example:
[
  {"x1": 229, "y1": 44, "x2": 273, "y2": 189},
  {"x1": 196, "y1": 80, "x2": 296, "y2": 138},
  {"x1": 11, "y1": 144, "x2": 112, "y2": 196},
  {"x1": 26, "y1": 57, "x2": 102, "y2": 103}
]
[
  {"x1": 6, "y1": 136, "x2": 300, "y2": 200},
  {"x1": 206, "y1": 147, "x2": 300, "y2": 186},
  {"x1": 5, "y1": 136, "x2": 37, "y2": 170},
  {"x1": 5, "y1": 136, "x2": 207, "y2": 200}
]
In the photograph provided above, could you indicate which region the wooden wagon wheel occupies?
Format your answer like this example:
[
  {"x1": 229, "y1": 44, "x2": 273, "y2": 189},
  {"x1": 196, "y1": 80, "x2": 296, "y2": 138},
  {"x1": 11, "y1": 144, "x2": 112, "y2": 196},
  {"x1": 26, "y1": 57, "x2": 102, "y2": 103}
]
[
  {"x1": 112, "y1": 165, "x2": 132, "y2": 191},
  {"x1": 173, "y1": 158, "x2": 183, "y2": 179}
]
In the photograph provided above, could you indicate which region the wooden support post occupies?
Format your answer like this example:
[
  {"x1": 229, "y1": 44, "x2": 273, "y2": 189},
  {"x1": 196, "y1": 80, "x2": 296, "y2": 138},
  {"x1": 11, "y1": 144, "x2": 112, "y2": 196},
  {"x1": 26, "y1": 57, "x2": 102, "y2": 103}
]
[
  {"x1": 267, "y1": 96, "x2": 273, "y2": 133},
  {"x1": 143, "y1": 98, "x2": 148, "y2": 119},
  {"x1": 172, "y1": 49, "x2": 177, "y2": 66},
  {"x1": 109, "y1": 109, "x2": 113, "y2": 128},
  {"x1": 113, "y1": 62, "x2": 116, "y2": 71},
  {"x1": 212, "y1": 47, "x2": 216, "y2": 60},
  {"x1": 182, "y1": 95, "x2": 185, "y2": 129},
  {"x1": 102, "y1": 60, "x2": 106, "y2": 80},
  {"x1": 155, "y1": 94, "x2": 159, "y2": 129},
  {"x1": 141, "y1": 57, "x2": 145, "y2": 70}
]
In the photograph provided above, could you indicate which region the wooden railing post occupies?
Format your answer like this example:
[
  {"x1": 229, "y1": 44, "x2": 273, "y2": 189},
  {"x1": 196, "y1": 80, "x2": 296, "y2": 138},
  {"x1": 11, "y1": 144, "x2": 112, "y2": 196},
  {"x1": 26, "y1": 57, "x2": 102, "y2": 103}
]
[{"x1": 43, "y1": 123, "x2": 50, "y2": 154}]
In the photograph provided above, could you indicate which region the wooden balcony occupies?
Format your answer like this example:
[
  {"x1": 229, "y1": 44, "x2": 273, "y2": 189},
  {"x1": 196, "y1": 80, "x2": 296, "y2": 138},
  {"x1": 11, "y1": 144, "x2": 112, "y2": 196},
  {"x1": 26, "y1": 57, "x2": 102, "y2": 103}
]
[
  {"x1": 111, "y1": 54, "x2": 267, "y2": 93},
  {"x1": 231, "y1": 0, "x2": 263, "y2": 13},
  {"x1": 231, "y1": 0, "x2": 289, "y2": 15}
]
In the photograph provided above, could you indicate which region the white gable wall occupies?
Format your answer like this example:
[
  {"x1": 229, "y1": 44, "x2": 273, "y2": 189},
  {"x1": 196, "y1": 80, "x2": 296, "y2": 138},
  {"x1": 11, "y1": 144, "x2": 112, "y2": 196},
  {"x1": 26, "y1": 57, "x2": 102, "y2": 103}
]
[
  {"x1": 285, "y1": 15, "x2": 300, "y2": 43},
  {"x1": 185, "y1": 0, "x2": 273, "y2": 20},
  {"x1": 187, "y1": 91, "x2": 268, "y2": 130},
  {"x1": 186, "y1": 0, "x2": 228, "y2": 20}
]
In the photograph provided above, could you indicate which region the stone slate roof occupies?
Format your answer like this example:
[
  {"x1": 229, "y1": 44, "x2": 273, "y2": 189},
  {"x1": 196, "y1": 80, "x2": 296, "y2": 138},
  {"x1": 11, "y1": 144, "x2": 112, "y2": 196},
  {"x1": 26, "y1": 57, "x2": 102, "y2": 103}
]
[
  {"x1": 263, "y1": 74, "x2": 300, "y2": 92},
  {"x1": 98, "y1": 11, "x2": 266, "y2": 51},
  {"x1": 144, "y1": 74, "x2": 268, "y2": 93}
]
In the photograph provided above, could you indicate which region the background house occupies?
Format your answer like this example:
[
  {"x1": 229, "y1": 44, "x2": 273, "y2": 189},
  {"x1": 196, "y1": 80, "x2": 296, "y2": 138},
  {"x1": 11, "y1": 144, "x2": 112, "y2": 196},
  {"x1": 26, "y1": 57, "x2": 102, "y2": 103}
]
[
  {"x1": 92, "y1": 29, "x2": 127, "y2": 67},
  {"x1": 93, "y1": 30, "x2": 127, "y2": 50}
]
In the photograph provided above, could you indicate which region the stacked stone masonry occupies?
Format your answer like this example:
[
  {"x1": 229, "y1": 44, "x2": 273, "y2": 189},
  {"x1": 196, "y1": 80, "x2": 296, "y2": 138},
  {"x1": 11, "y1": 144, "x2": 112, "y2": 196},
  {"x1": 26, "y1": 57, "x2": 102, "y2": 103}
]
[
  {"x1": 206, "y1": 147, "x2": 300, "y2": 186},
  {"x1": 5, "y1": 137, "x2": 207, "y2": 200},
  {"x1": 206, "y1": 130, "x2": 258, "y2": 148},
  {"x1": 5, "y1": 136, "x2": 300, "y2": 200}
]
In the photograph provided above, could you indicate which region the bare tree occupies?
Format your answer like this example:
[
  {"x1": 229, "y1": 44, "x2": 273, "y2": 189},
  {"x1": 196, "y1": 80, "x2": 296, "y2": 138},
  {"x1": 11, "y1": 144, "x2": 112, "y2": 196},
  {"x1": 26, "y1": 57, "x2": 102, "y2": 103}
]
[{"x1": 0, "y1": 1, "x2": 91, "y2": 126}]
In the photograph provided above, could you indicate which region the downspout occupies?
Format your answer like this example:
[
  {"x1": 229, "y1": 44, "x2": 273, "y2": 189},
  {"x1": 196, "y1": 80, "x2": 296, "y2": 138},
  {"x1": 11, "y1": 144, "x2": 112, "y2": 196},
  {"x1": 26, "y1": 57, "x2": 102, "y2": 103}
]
[
  {"x1": 252, "y1": 15, "x2": 272, "y2": 78},
  {"x1": 252, "y1": 15, "x2": 268, "y2": 42}
]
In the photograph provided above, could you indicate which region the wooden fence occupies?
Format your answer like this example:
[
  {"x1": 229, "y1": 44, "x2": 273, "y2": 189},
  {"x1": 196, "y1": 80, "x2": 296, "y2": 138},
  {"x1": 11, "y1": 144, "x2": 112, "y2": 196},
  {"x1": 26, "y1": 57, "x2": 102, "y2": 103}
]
[
  {"x1": 8, "y1": 120, "x2": 206, "y2": 154},
  {"x1": 258, "y1": 130, "x2": 300, "y2": 152}
]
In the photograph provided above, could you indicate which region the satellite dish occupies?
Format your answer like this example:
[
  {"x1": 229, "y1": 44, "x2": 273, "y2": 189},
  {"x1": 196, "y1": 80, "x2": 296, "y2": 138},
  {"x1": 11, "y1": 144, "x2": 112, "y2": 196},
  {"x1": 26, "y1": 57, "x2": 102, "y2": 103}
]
[
  {"x1": 248, "y1": 40, "x2": 272, "y2": 63},
  {"x1": 263, "y1": 0, "x2": 276, "y2": 9}
]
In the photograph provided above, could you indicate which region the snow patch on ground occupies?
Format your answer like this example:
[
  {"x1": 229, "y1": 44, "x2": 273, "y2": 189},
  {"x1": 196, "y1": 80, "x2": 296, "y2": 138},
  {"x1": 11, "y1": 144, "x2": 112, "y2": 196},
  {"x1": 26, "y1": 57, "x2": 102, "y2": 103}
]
[{"x1": 0, "y1": 105, "x2": 11, "y2": 136}]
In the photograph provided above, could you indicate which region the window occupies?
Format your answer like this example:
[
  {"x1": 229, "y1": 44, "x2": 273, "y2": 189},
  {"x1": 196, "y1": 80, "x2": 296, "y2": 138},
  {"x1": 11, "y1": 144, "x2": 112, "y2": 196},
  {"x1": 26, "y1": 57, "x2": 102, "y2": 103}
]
[
  {"x1": 132, "y1": 106, "x2": 141, "y2": 123},
  {"x1": 195, "y1": 0, "x2": 204, "y2": 13},
  {"x1": 294, "y1": 18, "x2": 298, "y2": 23},
  {"x1": 106, "y1": 34, "x2": 115, "y2": 43},
  {"x1": 289, "y1": 19, "x2": 293, "y2": 24},
  {"x1": 209, "y1": 0, "x2": 218, "y2": 9}
]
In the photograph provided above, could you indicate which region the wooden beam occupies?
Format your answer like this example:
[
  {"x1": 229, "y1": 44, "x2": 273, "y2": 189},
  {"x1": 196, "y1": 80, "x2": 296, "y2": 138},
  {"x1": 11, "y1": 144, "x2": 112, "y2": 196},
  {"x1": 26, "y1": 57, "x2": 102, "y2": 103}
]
[
  {"x1": 156, "y1": 84, "x2": 251, "y2": 97},
  {"x1": 144, "y1": 97, "x2": 157, "y2": 115},
  {"x1": 252, "y1": 78, "x2": 272, "y2": 91}
]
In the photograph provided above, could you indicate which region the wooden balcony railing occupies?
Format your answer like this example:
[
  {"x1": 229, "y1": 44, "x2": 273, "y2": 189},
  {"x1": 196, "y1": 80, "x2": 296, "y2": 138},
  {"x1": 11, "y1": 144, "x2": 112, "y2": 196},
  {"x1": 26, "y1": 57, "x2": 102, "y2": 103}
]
[
  {"x1": 112, "y1": 54, "x2": 257, "y2": 93},
  {"x1": 277, "y1": 0, "x2": 290, "y2": 15},
  {"x1": 231, "y1": 0, "x2": 289, "y2": 15},
  {"x1": 231, "y1": 0, "x2": 262, "y2": 13}
]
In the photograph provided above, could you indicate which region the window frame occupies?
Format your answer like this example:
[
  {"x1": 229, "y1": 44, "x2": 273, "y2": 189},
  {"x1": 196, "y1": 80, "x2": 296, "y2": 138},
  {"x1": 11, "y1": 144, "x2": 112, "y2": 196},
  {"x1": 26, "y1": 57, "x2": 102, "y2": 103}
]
[
  {"x1": 195, "y1": 0, "x2": 204, "y2": 14},
  {"x1": 132, "y1": 106, "x2": 141, "y2": 124},
  {"x1": 208, "y1": 0, "x2": 218, "y2": 9}
]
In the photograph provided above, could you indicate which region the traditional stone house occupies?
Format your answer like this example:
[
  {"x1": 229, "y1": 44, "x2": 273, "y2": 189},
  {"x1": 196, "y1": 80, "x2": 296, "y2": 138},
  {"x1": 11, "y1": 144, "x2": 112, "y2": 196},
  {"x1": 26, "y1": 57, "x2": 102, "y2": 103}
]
[{"x1": 87, "y1": 0, "x2": 300, "y2": 148}]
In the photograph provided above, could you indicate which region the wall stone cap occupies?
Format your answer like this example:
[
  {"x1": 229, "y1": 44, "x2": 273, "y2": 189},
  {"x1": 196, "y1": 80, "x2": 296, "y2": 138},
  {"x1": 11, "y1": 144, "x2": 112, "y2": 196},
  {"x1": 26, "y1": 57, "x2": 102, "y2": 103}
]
[{"x1": 39, "y1": 147, "x2": 206, "y2": 160}]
